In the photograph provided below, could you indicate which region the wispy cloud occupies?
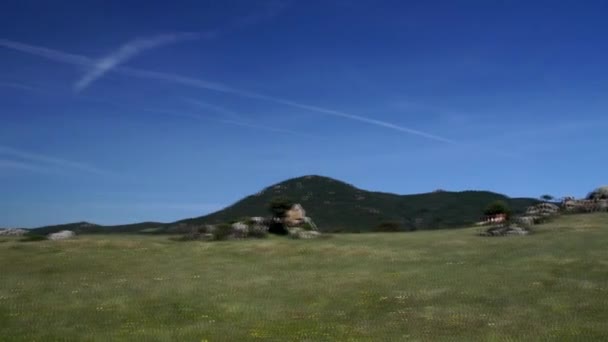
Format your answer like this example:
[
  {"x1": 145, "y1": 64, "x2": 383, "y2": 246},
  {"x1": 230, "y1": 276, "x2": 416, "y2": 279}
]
[
  {"x1": 0, "y1": 81, "x2": 38, "y2": 91},
  {"x1": 0, "y1": 145, "x2": 115, "y2": 176},
  {"x1": 0, "y1": 39, "x2": 454, "y2": 144},
  {"x1": 229, "y1": 0, "x2": 293, "y2": 30},
  {"x1": 74, "y1": 32, "x2": 202, "y2": 92},
  {"x1": 0, "y1": 159, "x2": 49, "y2": 173},
  {"x1": 184, "y1": 98, "x2": 245, "y2": 120}
]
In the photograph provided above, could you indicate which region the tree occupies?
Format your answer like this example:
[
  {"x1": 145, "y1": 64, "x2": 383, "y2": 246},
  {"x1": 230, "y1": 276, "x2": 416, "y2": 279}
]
[
  {"x1": 268, "y1": 196, "x2": 294, "y2": 219},
  {"x1": 483, "y1": 200, "x2": 511, "y2": 218},
  {"x1": 267, "y1": 197, "x2": 294, "y2": 235},
  {"x1": 540, "y1": 194, "x2": 554, "y2": 202}
]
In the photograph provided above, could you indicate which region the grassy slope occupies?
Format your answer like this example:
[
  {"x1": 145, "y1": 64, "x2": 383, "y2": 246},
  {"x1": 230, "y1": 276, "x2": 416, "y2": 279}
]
[{"x1": 2, "y1": 213, "x2": 607, "y2": 341}]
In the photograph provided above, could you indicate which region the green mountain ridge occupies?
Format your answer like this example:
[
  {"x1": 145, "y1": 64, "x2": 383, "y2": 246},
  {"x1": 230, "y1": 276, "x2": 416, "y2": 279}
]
[{"x1": 31, "y1": 175, "x2": 538, "y2": 234}]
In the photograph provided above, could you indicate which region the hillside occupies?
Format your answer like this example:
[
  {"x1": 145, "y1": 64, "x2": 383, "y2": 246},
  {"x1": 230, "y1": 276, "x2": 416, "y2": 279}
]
[
  {"x1": 31, "y1": 175, "x2": 538, "y2": 234},
  {"x1": 178, "y1": 175, "x2": 537, "y2": 232},
  {"x1": 30, "y1": 221, "x2": 166, "y2": 235}
]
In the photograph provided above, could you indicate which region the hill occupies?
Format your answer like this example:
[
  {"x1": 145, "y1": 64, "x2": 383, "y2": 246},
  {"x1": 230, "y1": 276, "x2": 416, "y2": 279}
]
[
  {"x1": 177, "y1": 175, "x2": 537, "y2": 232},
  {"x1": 31, "y1": 175, "x2": 538, "y2": 234}
]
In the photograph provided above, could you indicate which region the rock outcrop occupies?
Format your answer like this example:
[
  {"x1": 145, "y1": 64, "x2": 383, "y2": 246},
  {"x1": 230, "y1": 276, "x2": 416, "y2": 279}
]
[
  {"x1": 0, "y1": 228, "x2": 28, "y2": 236},
  {"x1": 283, "y1": 203, "x2": 306, "y2": 227},
  {"x1": 231, "y1": 222, "x2": 249, "y2": 239},
  {"x1": 587, "y1": 186, "x2": 608, "y2": 200},
  {"x1": 561, "y1": 190, "x2": 608, "y2": 213},
  {"x1": 481, "y1": 224, "x2": 529, "y2": 237},
  {"x1": 48, "y1": 230, "x2": 76, "y2": 240},
  {"x1": 526, "y1": 202, "x2": 559, "y2": 217},
  {"x1": 288, "y1": 227, "x2": 323, "y2": 239}
]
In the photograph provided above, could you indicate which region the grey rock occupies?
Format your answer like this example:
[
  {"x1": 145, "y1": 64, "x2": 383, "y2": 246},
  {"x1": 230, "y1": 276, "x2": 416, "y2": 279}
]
[
  {"x1": 231, "y1": 222, "x2": 249, "y2": 239},
  {"x1": 48, "y1": 230, "x2": 75, "y2": 240},
  {"x1": 288, "y1": 227, "x2": 322, "y2": 239},
  {"x1": 0, "y1": 228, "x2": 28, "y2": 236},
  {"x1": 248, "y1": 223, "x2": 269, "y2": 238},
  {"x1": 588, "y1": 186, "x2": 608, "y2": 200},
  {"x1": 516, "y1": 216, "x2": 535, "y2": 227},
  {"x1": 481, "y1": 224, "x2": 529, "y2": 237}
]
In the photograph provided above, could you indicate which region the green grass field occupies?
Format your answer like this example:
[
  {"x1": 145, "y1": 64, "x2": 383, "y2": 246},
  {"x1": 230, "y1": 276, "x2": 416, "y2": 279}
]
[{"x1": 2, "y1": 213, "x2": 608, "y2": 341}]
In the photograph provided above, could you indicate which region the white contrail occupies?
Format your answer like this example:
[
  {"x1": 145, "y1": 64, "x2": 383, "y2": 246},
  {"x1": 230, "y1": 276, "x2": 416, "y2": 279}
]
[
  {"x1": 0, "y1": 38, "x2": 91, "y2": 65},
  {"x1": 0, "y1": 145, "x2": 114, "y2": 176},
  {"x1": 142, "y1": 107, "x2": 319, "y2": 139},
  {"x1": 217, "y1": 119, "x2": 321, "y2": 139},
  {"x1": 74, "y1": 33, "x2": 201, "y2": 91},
  {"x1": 0, "y1": 39, "x2": 454, "y2": 143}
]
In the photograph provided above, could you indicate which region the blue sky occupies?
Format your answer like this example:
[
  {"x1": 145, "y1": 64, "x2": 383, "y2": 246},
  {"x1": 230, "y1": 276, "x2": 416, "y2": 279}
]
[{"x1": 1, "y1": 0, "x2": 607, "y2": 227}]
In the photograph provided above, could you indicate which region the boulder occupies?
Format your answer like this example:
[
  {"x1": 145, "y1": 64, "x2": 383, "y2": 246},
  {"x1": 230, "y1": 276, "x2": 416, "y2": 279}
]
[
  {"x1": 526, "y1": 203, "x2": 559, "y2": 218},
  {"x1": 48, "y1": 230, "x2": 75, "y2": 240},
  {"x1": 250, "y1": 217, "x2": 265, "y2": 224},
  {"x1": 506, "y1": 226, "x2": 529, "y2": 236},
  {"x1": 481, "y1": 224, "x2": 529, "y2": 237},
  {"x1": 231, "y1": 222, "x2": 249, "y2": 239},
  {"x1": 204, "y1": 225, "x2": 217, "y2": 234},
  {"x1": 248, "y1": 223, "x2": 269, "y2": 238},
  {"x1": 561, "y1": 199, "x2": 579, "y2": 212},
  {"x1": 283, "y1": 204, "x2": 306, "y2": 227},
  {"x1": 516, "y1": 216, "x2": 535, "y2": 227},
  {"x1": 288, "y1": 227, "x2": 322, "y2": 239}
]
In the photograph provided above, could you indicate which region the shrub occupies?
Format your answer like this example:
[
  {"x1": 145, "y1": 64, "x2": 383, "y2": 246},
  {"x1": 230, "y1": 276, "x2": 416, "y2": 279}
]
[
  {"x1": 247, "y1": 224, "x2": 268, "y2": 238},
  {"x1": 268, "y1": 197, "x2": 294, "y2": 218},
  {"x1": 20, "y1": 234, "x2": 47, "y2": 242},
  {"x1": 212, "y1": 224, "x2": 234, "y2": 241},
  {"x1": 268, "y1": 220, "x2": 288, "y2": 235},
  {"x1": 300, "y1": 221, "x2": 316, "y2": 231},
  {"x1": 484, "y1": 200, "x2": 512, "y2": 219},
  {"x1": 373, "y1": 221, "x2": 402, "y2": 232}
]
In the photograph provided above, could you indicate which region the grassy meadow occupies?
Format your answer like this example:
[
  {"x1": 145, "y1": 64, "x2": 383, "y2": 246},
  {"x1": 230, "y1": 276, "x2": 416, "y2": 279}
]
[{"x1": 1, "y1": 213, "x2": 608, "y2": 341}]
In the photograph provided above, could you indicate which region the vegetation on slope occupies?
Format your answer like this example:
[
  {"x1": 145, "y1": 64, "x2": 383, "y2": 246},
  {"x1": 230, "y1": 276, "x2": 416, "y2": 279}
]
[
  {"x1": 31, "y1": 175, "x2": 538, "y2": 234},
  {"x1": 179, "y1": 175, "x2": 537, "y2": 232}
]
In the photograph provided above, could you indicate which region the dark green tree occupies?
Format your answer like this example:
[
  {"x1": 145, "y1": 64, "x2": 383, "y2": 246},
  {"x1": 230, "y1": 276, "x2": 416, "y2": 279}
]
[
  {"x1": 483, "y1": 200, "x2": 511, "y2": 218},
  {"x1": 540, "y1": 194, "x2": 554, "y2": 202},
  {"x1": 268, "y1": 196, "x2": 294, "y2": 219},
  {"x1": 267, "y1": 197, "x2": 294, "y2": 235}
]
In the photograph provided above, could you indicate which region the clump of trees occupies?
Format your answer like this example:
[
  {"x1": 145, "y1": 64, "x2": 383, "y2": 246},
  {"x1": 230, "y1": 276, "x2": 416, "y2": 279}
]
[
  {"x1": 483, "y1": 200, "x2": 511, "y2": 220},
  {"x1": 267, "y1": 196, "x2": 294, "y2": 235},
  {"x1": 540, "y1": 194, "x2": 554, "y2": 202}
]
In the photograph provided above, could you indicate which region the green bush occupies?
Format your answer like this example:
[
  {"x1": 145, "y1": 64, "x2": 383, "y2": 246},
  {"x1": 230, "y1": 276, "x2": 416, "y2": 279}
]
[
  {"x1": 20, "y1": 234, "x2": 47, "y2": 242},
  {"x1": 373, "y1": 221, "x2": 402, "y2": 232},
  {"x1": 247, "y1": 225, "x2": 268, "y2": 239},
  {"x1": 484, "y1": 200, "x2": 512, "y2": 218},
  {"x1": 212, "y1": 224, "x2": 234, "y2": 241},
  {"x1": 268, "y1": 197, "x2": 294, "y2": 218},
  {"x1": 300, "y1": 221, "x2": 316, "y2": 231}
]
